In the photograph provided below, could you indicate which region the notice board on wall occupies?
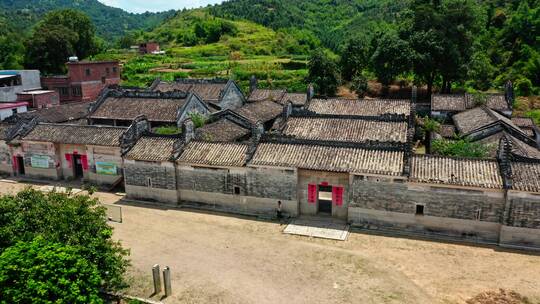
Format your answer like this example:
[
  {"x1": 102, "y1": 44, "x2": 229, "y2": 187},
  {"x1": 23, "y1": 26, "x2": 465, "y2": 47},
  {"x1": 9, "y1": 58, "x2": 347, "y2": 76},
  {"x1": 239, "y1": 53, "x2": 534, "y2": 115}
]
[{"x1": 30, "y1": 155, "x2": 50, "y2": 169}]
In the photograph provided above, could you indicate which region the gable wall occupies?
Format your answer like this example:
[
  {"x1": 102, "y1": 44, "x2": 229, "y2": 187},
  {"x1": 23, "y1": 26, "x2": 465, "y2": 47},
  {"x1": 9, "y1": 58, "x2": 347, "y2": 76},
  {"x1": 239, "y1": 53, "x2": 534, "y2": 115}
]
[{"x1": 219, "y1": 85, "x2": 245, "y2": 110}]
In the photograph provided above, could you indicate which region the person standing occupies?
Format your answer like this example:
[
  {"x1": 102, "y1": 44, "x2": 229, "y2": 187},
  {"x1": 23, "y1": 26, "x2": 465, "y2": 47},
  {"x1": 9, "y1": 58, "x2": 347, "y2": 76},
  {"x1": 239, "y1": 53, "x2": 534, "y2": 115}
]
[{"x1": 277, "y1": 201, "x2": 283, "y2": 219}]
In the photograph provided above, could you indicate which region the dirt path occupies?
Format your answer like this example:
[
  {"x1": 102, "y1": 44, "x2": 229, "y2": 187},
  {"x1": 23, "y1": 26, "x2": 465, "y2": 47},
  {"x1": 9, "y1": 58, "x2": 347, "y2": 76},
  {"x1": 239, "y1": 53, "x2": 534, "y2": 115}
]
[{"x1": 1, "y1": 179, "x2": 539, "y2": 304}]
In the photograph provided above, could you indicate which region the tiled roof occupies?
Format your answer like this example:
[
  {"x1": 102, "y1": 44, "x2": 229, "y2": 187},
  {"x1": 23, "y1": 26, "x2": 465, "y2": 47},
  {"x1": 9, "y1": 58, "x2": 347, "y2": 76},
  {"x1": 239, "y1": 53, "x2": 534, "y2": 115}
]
[
  {"x1": 196, "y1": 119, "x2": 250, "y2": 142},
  {"x1": 14, "y1": 102, "x2": 89, "y2": 123},
  {"x1": 510, "y1": 162, "x2": 540, "y2": 193},
  {"x1": 250, "y1": 143, "x2": 404, "y2": 176},
  {"x1": 177, "y1": 141, "x2": 248, "y2": 167},
  {"x1": 248, "y1": 89, "x2": 286, "y2": 102},
  {"x1": 0, "y1": 124, "x2": 10, "y2": 140},
  {"x1": 439, "y1": 124, "x2": 456, "y2": 138},
  {"x1": 410, "y1": 155, "x2": 503, "y2": 189},
  {"x1": 89, "y1": 97, "x2": 186, "y2": 122},
  {"x1": 307, "y1": 98, "x2": 411, "y2": 117},
  {"x1": 154, "y1": 81, "x2": 228, "y2": 102},
  {"x1": 125, "y1": 136, "x2": 177, "y2": 162},
  {"x1": 511, "y1": 117, "x2": 535, "y2": 128},
  {"x1": 281, "y1": 93, "x2": 307, "y2": 106},
  {"x1": 234, "y1": 100, "x2": 283, "y2": 124},
  {"x1": 432, "y1": 95, "x2": 467, "y2": 111},
  {"x1": 22, "y1": 124, "x2": 126, "y2": 146},
  {"x1": 507, "y1": 135, "x2": 540, "y2": 159},
  {"x1": 282, "y1": 117, "x2": 408, "y2": 143},
  {"x1": 453, "y1": 106, "x2": 525, "y2": 136},
  {"x1": 432, "y1": 94, "x2": 510, "y2": 112}
]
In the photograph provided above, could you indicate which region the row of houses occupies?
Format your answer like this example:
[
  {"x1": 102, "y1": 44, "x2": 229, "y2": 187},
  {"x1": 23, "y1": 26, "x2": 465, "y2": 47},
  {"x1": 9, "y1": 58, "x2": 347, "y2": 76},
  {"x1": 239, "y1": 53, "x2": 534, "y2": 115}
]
[{"x1": 1, "y1": 80, "x2": 540, "y2": 250}]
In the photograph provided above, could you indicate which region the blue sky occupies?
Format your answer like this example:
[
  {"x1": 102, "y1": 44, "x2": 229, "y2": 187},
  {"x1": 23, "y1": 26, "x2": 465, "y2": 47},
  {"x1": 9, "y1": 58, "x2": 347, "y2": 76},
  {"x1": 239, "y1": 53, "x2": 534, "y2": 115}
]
[{"x1": 98, "y1": 0, "x2": 225, "y2": 13}]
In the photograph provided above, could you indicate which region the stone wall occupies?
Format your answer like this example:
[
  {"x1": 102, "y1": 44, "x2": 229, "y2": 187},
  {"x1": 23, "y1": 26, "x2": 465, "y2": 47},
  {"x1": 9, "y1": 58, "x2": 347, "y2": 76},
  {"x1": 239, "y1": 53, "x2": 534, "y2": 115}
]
[
  {"x1": 297, "y1": 169, "x2": 349, "y2": 219},
  {"x1": 349, "y1": 175, "x2": 507, "y2": 242},
  {"x1": 0, "y1": 141, "x2": 12, "y2": 175},
  {"x1": 19, "y1": 141, "x2": 61, "y2": 180},
  {"x1": 124, "y1": 160, "x2": 176, "y2": 190},
  {"x1": 507, "y1": 191, "x2": 540, "y2": 229}
]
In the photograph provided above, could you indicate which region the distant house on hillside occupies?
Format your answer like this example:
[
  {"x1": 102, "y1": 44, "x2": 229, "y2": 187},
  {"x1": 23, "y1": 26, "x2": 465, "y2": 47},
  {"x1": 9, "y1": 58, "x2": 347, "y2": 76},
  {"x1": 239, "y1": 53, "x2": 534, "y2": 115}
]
[
  {"x1": 139, "y1": 42, "x2": 161, "y2": 55},
  {"x1": 41, "y1": 58, "x2": 121, "y2": 104},
  {"x1": 150, "y1": 78, "x2": 245, "y2": 111}
]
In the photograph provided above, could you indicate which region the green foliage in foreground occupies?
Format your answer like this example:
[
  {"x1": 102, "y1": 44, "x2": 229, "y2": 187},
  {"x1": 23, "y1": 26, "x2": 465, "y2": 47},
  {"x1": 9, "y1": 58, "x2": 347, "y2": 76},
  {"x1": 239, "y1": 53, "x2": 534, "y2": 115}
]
[
  {"x1": 0, "y1": 237, "x2": 103, "y2": 304},
  {"x1": 0, "y1": 189, "x2": 130, "y2": 292},
  {"x1": 431, "y1": 139, "x2": 490, "y2": 159}
]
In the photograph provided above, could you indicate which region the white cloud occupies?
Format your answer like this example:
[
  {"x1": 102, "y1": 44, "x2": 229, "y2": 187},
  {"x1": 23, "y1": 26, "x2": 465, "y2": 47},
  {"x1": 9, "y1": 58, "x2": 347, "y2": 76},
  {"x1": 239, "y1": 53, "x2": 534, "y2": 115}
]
[{"x1": 98, "y1": 0, "x2": 225, "y2": 13}]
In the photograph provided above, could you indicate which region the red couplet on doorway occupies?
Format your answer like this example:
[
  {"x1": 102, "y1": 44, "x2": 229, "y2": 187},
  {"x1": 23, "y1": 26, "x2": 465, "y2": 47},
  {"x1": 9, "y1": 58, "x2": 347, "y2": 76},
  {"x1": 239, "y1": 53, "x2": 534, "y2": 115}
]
[
  {"x1": 307, "y1": 184, "x2": 317, "y2": 203},
  {"x1": 332, "y1": 186, "x2": 344, "y2": 206}
]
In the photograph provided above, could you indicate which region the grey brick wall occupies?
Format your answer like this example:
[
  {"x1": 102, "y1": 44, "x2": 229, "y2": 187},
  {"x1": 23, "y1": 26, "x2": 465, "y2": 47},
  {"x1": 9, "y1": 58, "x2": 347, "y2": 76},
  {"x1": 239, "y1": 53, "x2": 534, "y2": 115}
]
[
  {"x1": 509, "y1": 196, "x2": 540, "y2": 229},
  {"x1": 219, "y1": 85, "x2": 244, "y2": 110},
  {"x1": 350, "y1": 176, "x2": 505, "y2": 223},
  {"x1": 124, "y1": 162, "x2": 176, "y2": 190},
  {"x1": 178, "y1": 167, "x2": 229, "y2": 193},
  {"x1": 246, "y1": 168, "x2": 296, "y2": 200}
]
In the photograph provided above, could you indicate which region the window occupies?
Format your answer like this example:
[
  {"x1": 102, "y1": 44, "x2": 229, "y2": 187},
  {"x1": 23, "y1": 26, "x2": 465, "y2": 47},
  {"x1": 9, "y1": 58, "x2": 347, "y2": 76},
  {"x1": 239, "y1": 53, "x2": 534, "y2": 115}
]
[
  {"x1": 58, "y1": 87, "x2": 69, "y2": 96},
  {"x1": 415, "y1": 204, "x2": 424, "y2": 216},
  {"x1": 85, "y1": 68, "x2": 91, "y2": 76},
  {"x1": 475, "y1": 209, "x2": 482, "y2": 221},
  {"x1": 106, "y1": 67, "x2": 110, "y2": 75},
  {"x1": 147, "y1": 177, "x2": 152, "y2": 188},
  {"x1": 233, "y1": 186, "x2": 241, "y2": 195},
  {"x1": 112, "y1": 67, "x2": 118, "y2": 74},
  {"x1": 12, "y1": 108, "x2": 17, "y2": 115},
  {"x1": 72, "y1": 86, "x2": 82, "y2": 97}
]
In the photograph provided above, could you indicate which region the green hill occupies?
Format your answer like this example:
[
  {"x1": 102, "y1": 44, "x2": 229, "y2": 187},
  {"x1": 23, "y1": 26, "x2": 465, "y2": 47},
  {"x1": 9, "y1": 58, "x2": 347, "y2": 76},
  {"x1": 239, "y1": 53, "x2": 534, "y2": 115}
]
[{"x1": 0, "y1": 0, "x2": 174, "y2": 40}]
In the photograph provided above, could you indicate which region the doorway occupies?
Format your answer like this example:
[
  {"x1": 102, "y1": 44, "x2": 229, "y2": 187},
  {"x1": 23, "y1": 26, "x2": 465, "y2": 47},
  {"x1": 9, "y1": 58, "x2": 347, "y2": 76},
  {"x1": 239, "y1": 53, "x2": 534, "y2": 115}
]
[
  {"x1": 16, "y1": 156, "x2": 25, "y2": 175},
  {"x1": 318, "y1": 185, "x2": 332, "y2": 215},
  {"x1": 72, "y1": 154, "x2": 84, "y2": 179}
]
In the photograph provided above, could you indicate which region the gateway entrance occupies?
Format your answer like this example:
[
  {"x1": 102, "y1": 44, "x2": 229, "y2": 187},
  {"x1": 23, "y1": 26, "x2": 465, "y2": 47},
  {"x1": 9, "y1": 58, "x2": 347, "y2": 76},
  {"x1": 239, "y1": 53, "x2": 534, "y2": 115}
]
[{"x1": 318, "y1": 184, "x2": 332, "y2": 214}]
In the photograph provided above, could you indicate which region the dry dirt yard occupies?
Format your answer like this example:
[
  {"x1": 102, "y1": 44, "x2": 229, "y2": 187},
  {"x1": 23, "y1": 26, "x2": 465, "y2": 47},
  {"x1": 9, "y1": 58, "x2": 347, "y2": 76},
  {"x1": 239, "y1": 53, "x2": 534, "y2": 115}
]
[{"x1": 1, "y1": 179, "x2": 539, "y2": 304}]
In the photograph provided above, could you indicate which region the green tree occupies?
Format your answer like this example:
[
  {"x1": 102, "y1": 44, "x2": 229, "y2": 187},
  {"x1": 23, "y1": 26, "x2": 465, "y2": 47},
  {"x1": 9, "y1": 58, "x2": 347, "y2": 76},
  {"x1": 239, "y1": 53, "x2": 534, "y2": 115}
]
[
  {"x1": 0, "y1": 189, "x2": 129, "y2": 290},
  {"x1": 340, "y1": 37, "x2": 371, "y2": 81},
  {"x1": 24, "y1": 9, "x2": 100, "y2": 74},
  {"x1": 371, "y1": 31, "x2": 412, "y2": 87},
  {"x1": 431, "y1": 139, "x2": 490, "y2": 158},
  {"x1": 306, "y1": 49, "x2": 340, "y2": 96},
  {"x1": 350, "y1": 73, "x2": 369, "y2": 98},
  {"x1": 0, "y1": 237, "x2": 103, "y2": 304}
]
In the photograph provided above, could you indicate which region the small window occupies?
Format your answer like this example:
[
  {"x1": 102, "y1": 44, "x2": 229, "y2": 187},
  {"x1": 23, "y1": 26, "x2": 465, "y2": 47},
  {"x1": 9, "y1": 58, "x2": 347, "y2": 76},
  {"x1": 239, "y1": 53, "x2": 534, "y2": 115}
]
[
  {"x1": 72, "y1": 86, "x2": 82, "y2": 96},
  {"x1": 415, "y1": 204, "x2": 424, "y2": 216},
  {"x1": 475, "y1": 209, "x2": 482, "y2": 221},
  {"x1": 12, "y1": 108, "x2": 17, "y2": 115},
  {"x1": 233, "y1": 186, "x2": 241, "y2": 195},
  {"x1": 106, "y1": 67, "x2": 110, "y2": 75},
  {"x1": 85, "y1": 68, "x2": 91, "y2": 76},
  {"x1": 58, "y1": 87, "x2": 69, "y2": 96},
  {"x1": 147, "y1": 177, "x2": 152, "y2": 188},
  {"x1": 112, "y1": 67, "x2": 118, "y2": 74}
]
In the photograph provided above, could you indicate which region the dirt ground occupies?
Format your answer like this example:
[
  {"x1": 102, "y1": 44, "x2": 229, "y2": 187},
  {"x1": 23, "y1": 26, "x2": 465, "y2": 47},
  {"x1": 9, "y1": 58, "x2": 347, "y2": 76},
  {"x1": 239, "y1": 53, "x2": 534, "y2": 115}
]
[{"x1": 1, "y1": 179, "x2": 540, "y2": 304}]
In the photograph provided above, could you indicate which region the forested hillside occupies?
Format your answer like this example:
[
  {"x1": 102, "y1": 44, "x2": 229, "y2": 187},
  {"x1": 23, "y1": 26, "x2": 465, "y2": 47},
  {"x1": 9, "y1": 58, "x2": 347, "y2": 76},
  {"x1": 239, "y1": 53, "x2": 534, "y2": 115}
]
[{"x1": 0, "y1": 0, "x2": 174, "y2": 40}]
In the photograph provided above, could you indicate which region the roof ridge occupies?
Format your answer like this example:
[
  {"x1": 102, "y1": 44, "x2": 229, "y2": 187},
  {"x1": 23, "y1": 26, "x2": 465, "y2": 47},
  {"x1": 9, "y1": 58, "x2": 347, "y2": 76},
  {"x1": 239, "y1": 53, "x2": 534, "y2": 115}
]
[{"x1": 414, "y1": 153, "x2": 498, "y2": 162}]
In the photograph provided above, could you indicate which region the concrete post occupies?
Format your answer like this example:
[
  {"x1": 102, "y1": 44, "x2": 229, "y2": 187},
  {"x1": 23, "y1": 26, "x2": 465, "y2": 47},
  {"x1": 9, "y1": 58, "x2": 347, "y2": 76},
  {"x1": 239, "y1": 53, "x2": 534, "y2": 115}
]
[
  {"x1": 152, "y1": 264, "x2": 161, "y2": 294},
  {"x1": 163, "y1": 266, "x2": 172, "y2": 297}
]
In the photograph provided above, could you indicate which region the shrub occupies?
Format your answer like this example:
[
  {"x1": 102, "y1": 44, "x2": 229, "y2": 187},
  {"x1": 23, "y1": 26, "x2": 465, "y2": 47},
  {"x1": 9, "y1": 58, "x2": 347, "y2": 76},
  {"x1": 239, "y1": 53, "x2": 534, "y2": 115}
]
[
  {"x1": 431, "y1": 139, "x2": 490, "y2": 158},
  {"x1": 350, "y1": 73, "x2": 369, "y2": 98},
  {"x1": 514, "y1": 78, "x2": 533, "y2": 96},
  {"x1": 154, "y1": 125, "x2": 181, "y2": 135},
  {"x1": 189, "y1": 112, "x2": 207, "y2": 128}
]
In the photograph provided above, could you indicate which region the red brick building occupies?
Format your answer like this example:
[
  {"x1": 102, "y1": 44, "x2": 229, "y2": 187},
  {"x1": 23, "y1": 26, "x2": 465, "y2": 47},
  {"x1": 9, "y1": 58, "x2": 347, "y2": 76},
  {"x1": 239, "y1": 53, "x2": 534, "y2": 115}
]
[
  {"x1": 139, "y1": 42, "x2": 160, "y2": 55},
  {"x1": 16, "y1": 90, "x2": 60, "y2": 109},
  {"x1": 41, "y1": 60, "x2": 121, "y2": 104}
]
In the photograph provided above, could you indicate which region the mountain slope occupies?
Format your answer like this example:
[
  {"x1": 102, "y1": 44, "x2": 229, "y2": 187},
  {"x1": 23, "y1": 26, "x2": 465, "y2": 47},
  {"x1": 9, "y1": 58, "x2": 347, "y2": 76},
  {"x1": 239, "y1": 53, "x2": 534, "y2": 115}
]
[{"x1": 0, "y1": 0, "x2": 174, "y2": 40}]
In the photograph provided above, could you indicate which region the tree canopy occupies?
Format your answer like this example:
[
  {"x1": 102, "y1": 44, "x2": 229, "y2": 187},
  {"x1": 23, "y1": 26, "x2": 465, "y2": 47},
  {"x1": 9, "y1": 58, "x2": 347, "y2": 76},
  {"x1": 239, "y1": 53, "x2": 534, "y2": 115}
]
[
  {"x1": 24, "y1": 9, "x2": 101, "y2": 74},
  {"x1": 0, "y1": 237, "x2": 103, "y2": 304},
  {"x1": 0, "y1": 188, "x2": 129, "y2": 293},
  {"x1": 306, "y1": 49, "x2": 340, "y2": 97}
]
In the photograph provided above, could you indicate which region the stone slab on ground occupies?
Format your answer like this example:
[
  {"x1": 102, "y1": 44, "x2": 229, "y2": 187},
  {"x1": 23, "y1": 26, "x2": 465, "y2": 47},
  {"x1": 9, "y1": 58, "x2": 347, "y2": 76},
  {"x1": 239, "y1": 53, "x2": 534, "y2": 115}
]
[
  {"x1": 283, "y1": 217, "x2": 350, "y2": 241},
  {"x1": 38, "y1": 185, "x2": 83, "y2": 194}
]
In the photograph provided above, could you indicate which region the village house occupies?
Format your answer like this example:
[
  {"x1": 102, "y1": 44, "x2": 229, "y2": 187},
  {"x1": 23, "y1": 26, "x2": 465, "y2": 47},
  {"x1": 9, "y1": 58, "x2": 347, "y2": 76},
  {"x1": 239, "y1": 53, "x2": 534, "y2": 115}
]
[
  {"x1": 7, "y1": 102, "x2": 90, "y2": 125},
  {"x1": 0, "y1": 102, "x2": 28, "y2": 121},
  {"x1": 16, "y1": 90, "x2": 60, "y2": 109},
  {"x1": 88, "y1": 89, "x2": 210, "y2": 128},
  {"x1": 41, "y1": 59, "x2": 121, "y2": 103},
  {"x1": 150, "y1": 78, "x2": 245, "y2": 110},
  {"x1": 139, "y1": 42, "x2": 161, "y2": 55},
  {"x1": 247, "y1": 76, "x2": 312, "y2": 108},
  {"x1": 195, "y1": 110, "x2": 253, "y2": 142},
  {"x1": 0, "y1": 70, "x2": 41, "y2": 102},
  {"x1": 6, "y1": 122, "x2": 126, "y2": 186}
]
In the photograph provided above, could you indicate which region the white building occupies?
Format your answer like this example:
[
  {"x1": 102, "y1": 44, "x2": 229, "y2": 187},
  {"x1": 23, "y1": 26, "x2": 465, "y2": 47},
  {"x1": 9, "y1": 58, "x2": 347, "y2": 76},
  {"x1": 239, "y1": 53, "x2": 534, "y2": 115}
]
[
  {"x1": 0, "y1": 70, "x2": 42, "y2": 102},
  {"x1": 0, "y1": 102, "x2": 28, "y2": 121}
]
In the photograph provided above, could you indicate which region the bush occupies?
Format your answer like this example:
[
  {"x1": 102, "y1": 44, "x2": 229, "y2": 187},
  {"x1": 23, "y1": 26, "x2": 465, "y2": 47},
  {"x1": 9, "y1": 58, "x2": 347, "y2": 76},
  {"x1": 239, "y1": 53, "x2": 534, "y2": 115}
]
[
  {"x1": 154, "y1": 125, "x2": 181, "y2": 135},
  {"x1": 0, "y1": 237, "x2": 103, "y2": 304},
  {"x1": 431, "y1": 139, "x2": 490, "y2": 158},
  {"x1": 514, "y1": 78, "x2": 533, "y2": 96},
  {"x1": 350, "y1": 73, "x2": 369, "y2": 98},
  {"x1": 189, "y1": 112, "x2": 207, "y2": 128}
]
